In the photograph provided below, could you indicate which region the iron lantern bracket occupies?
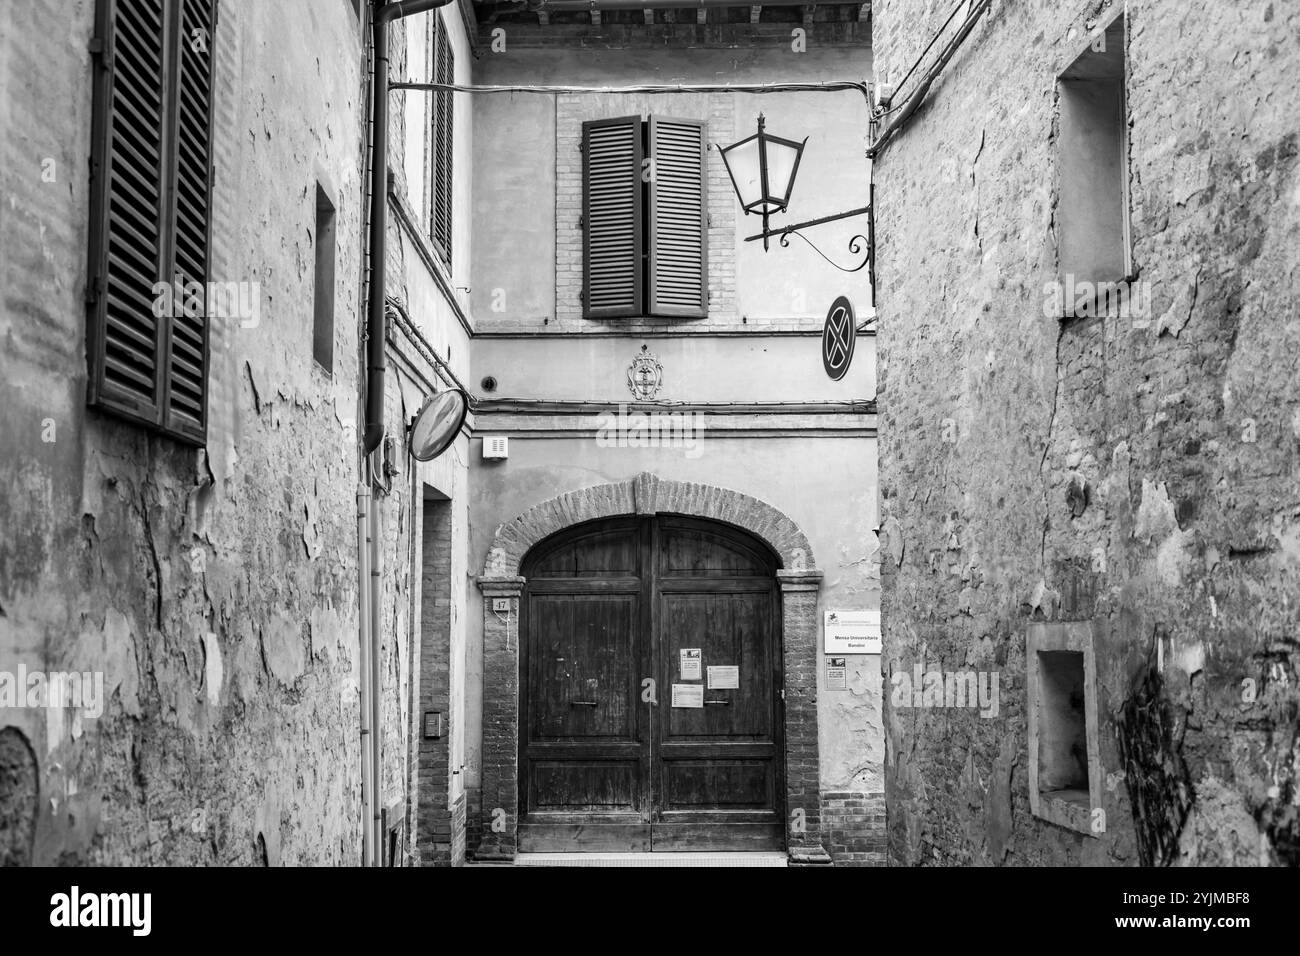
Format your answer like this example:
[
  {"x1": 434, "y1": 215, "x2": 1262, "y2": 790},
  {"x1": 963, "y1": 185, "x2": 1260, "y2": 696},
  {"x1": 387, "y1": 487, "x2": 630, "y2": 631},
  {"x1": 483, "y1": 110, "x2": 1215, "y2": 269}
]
[{"x1": 742, "y1": 188, "x2": 875, "y2": 277}]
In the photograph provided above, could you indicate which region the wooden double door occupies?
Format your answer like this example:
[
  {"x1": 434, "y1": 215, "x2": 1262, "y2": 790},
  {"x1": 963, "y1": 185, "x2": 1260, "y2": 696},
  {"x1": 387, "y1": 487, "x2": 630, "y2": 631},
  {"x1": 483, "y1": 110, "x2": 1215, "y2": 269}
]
[{"x1": 520, "y1": 515, "x2": 784, "y2": 851}]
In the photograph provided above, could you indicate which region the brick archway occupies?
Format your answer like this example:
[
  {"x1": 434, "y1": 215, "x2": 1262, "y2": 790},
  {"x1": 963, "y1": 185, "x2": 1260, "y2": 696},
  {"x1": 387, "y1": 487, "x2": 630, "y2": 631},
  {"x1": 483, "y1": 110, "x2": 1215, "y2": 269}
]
[{"x1": 476, "y1": 473, "x2": 828, "y2": 863}]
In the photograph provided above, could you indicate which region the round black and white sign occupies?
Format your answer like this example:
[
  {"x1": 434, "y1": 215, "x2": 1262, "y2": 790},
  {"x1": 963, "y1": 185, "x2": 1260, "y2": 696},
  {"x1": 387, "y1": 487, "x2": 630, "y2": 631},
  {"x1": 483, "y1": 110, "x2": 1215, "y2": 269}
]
[{"x1": 822, "y1": 296, "x2": 855, "y2": 381}]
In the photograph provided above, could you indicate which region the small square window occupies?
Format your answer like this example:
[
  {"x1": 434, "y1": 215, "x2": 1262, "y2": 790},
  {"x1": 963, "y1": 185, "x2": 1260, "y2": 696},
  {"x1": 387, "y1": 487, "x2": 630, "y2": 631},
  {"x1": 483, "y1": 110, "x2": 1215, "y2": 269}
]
[{"x1": 1028, "y1": 623, "x2": 1102, "y2": 835}]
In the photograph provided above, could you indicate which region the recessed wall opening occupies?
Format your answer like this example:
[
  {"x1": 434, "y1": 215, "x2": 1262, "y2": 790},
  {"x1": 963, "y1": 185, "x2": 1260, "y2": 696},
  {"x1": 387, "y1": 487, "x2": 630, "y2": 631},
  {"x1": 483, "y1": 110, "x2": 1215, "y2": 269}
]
[
  {"x1": 416, "y1": 491, "x2": 464, "y2": 865},
  {"x1": 1057, "y1": 14, "x2": 1130, "y2": 296},
  {"x1": 312, "y1": 183, "x2": 336, "y2": 374},
  {"x1": 0, "y1": 727, "x2": 38, "y2": 867},
  {"x1": 1035, "y1": 650, "x2": 1090, "y2": 806}
]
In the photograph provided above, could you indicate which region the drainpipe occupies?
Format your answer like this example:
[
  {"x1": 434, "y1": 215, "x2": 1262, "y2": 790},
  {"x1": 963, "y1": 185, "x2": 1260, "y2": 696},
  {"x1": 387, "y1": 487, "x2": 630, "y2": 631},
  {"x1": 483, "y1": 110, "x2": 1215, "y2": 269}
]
[
  {"x1": 365, "y1": 0, "x2": 454, "y2": 456},
  {"x1": 361, "y1": 0, "x2": 454, "y2": 866},
  {"x1": 357, "y1": 483, "x2": 373, "y2": 867}
]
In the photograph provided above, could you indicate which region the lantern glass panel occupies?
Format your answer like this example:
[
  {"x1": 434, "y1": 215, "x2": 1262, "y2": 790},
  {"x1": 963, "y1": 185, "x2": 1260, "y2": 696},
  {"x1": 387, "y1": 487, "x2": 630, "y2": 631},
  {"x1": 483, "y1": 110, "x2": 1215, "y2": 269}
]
[
  {"x1": 762, "y1": 136, "x2": 803, "y2": 210},
  {"x1": 721, "y1": 135, "x2": 763, "y2": 210}
]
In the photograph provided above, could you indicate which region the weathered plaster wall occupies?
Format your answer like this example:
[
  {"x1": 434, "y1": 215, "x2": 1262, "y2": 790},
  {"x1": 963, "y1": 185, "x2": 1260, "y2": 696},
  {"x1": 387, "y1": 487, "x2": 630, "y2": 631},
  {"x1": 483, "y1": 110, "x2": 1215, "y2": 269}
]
[
  {"x1": 0, "y1": 0, "x2": 368, "y2": 864},
  {"x1": 873, "y1": 0, "x2": 1299, "y2": 865},
  {"x1": 473, "y1": 334, "x2": 875, "y2": 403},
  {"x1": 379, "y1": 6, "x2": 475, "y2": 864}
]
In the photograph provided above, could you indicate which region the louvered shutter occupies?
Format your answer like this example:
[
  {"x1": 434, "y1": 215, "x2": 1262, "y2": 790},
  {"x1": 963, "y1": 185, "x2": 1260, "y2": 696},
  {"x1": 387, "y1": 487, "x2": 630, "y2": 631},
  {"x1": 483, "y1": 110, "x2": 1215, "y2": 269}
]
[
  {"x1": 87, "y1": 0, "x2": 168, "y2": 422},
  {"x1": 432, "y1": 22, "x2": 453, "y2": 265},
  {"x1": 647, "y1": 116, "x2": 707, "y2": 318},
  {"x1": 162, "y1": 0, "x2": 215, "y2": 442},
  {"x1": 86, "y1": 0, "x2": 213, "y2": 444},
  {"x1": 582, "y1": 116, "x2": 643, "y2": 319}
]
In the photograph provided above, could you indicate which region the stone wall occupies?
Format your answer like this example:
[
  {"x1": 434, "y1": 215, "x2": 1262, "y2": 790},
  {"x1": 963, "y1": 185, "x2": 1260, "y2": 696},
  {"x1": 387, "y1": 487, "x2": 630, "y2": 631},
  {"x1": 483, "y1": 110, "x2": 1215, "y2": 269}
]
[
  {"x1": 0, "y1": 0, "x2": 369, "y2": 865},
  {"x1": 874, "y1": 0, "x2": 1299, "y2": 865}
]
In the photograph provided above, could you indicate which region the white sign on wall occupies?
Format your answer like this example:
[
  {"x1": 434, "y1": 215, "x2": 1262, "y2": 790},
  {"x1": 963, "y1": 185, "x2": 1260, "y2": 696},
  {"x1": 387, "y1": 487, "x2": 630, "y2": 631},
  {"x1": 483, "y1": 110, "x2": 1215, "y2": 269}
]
[
  {"x1": 824, "y1": 609, "x2": 881, "y2": 654},
  {"x1": 679, "y1": 648, "x2": 701, "y2": 680},
  {"x1": 671, "y1": 684, "x2": 704, "y2": 708},
  {"x1": 707, "y1": 665, "x2": 739, "y2": 690}
]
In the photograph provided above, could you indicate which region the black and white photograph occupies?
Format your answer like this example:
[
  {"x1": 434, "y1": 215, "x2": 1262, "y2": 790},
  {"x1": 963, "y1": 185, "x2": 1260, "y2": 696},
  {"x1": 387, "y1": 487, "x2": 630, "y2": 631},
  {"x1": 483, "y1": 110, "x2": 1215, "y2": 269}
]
[{"x1": 0, "y1": 0, "x2": 1293, "y2": 938}]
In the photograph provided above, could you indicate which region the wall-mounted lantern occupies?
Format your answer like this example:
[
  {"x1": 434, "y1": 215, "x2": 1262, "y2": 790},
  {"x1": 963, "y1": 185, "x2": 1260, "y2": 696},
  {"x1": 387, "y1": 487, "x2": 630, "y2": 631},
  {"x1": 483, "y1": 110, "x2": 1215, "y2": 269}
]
[
  {"x1": 718, "y1": 115, "x2": 874, "y2": 274},
  {"x1": 717, "y1": 115, "x2": 807, "y2": 251}
]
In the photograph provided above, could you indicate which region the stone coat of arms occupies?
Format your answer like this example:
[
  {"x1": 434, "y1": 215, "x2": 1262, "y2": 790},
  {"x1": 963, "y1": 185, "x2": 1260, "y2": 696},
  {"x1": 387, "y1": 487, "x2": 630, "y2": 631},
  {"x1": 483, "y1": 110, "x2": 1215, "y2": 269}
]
[{"x1": 627, "y1": 345, "x2": 663, "y2": 401}]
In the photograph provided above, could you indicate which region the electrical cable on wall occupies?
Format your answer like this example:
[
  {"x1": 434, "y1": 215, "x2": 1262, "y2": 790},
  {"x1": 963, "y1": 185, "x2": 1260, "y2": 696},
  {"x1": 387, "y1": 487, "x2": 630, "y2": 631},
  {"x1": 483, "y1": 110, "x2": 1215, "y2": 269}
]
[
  {"x1": 390, "y1": 79, "x2": 874, "y2": 107},
  {"x1": 868, "y1": 0, "x2": 992, "y2": 159},
  {"x1": 875, "y1": 0, "x2": 969, "y2": 118}
]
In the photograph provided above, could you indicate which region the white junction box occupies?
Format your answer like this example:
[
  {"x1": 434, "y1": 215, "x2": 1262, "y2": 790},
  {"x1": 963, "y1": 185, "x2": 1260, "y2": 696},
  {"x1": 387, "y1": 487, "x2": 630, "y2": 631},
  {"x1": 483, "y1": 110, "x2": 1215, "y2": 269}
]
[{"x1": 482, "y1": 436, "x2": 509, "y2": 460}]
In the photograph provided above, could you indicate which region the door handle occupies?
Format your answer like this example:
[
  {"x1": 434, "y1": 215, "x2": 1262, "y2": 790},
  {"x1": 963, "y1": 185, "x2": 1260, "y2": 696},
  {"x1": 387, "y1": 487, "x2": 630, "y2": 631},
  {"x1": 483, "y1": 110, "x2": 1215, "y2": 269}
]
[
  {"x1": 570, "y1": 700, "x2": 599, "y2": 707},
  {"x1": 704, "y1": 699, "x2": 730, "y2": 706}
]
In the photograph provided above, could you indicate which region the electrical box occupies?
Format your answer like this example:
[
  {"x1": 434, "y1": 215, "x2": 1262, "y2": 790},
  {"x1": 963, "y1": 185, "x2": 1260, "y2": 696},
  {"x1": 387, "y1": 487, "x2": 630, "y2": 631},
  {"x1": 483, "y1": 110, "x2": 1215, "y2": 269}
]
[
  {"x1": 422, "y1": 711, "x2": 443, "y2": 739},
  {"x1": 383, "y1": 434, "x2": 403, "y2": 479},
  {"x1": 483, "y1": 436, "x2": 509, "y2": 460}
]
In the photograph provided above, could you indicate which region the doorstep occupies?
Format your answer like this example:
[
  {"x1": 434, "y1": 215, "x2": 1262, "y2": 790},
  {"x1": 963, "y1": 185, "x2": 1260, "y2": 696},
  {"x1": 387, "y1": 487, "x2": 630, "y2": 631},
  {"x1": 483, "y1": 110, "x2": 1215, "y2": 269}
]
[{"x1": 500, "y1": 851, "x2": 790, "y2": 867}]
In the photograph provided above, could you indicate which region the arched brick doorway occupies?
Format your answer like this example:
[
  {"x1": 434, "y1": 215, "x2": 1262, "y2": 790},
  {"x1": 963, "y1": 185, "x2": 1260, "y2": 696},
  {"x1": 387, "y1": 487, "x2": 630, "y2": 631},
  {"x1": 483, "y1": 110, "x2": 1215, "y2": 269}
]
[{"x1": 476, "y1": 473, "x2": 827, "y2": 862}]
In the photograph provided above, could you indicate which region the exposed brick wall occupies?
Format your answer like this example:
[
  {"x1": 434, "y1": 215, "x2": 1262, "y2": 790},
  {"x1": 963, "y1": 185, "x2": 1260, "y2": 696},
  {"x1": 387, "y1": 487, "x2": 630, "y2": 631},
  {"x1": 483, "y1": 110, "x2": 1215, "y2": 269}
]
[
  {"x1": 450, "y1": 791, "x2": 467, "y2": 865},
  {"x1": 484, "y1": 471, "x2": 815, "y2": 577},
  {"x1": 416, "y1": 499, "x2": 465, "y2": 866},
  {"x1": 874, "y1": 0, "x2": 1300, "y2": 866},
  {"x1": 823, "y1": 791, "x2": 886, "y2": 866},
  {"x1": 465, "y1": 786, "x2": 483, "y2": 857},
  {"x1": 778, "y1": 570, "x2": 830, "y2": 863},
  {"x1": 474, "y1": 578, "x2": 525, "y2": 860}
]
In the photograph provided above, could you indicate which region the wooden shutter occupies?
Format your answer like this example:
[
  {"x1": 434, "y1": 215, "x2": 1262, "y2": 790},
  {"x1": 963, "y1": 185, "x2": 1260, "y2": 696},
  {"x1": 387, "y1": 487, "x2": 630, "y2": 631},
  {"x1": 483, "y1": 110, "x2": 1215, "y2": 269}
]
[
  {"x1": 647, "y1": 116, "x2": 707, "y2": 318},
  {"x1": 87, "y1": 0, "x2": 169, "y2": 422},
  {"x1": 582, "y1": 116, "x2": 643, "y2": 319},
  {"x1": 432, "y1": 21, "x2": 453, "y2": 265},
  {"x1": 86, "y1": 0, "x2": 214, "y2": 444},
  {"x1": 162, "y1": 0, "x2": 215, "y2": 442}
]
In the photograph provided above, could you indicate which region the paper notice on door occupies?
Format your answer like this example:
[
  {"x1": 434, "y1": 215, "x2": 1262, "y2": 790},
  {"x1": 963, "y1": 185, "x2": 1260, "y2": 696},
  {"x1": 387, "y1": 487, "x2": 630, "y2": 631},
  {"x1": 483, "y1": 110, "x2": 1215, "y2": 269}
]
[
  {"x1": 679, "y1": 648, "x2": 702, "y2": 680},
  {"x1": 706, "y1": 665, "x2": 739, "y2": 690},
  {"x1": 671, "y1": 683, "x2": 704, "y2": 708}
]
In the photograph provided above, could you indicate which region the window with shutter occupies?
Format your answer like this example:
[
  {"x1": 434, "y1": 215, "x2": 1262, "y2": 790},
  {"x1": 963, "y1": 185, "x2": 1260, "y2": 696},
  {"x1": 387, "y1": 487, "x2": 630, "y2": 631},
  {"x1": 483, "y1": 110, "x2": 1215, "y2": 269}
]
[
  {"x1": 430, "y1": 19, "x2": 454, "y2": 268},
  {"x1": 647, "y1": 116, "x2": 707, "y2": 318},
  {"x1": 581, "y1": 115, "x2": 707, "y2": 320},
  {"x1": 581, "y1": 116, "x2": 644, "y2": 319},
  {"x1": 86, "y1": 0, "x2": 215, "y2": 445}
]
